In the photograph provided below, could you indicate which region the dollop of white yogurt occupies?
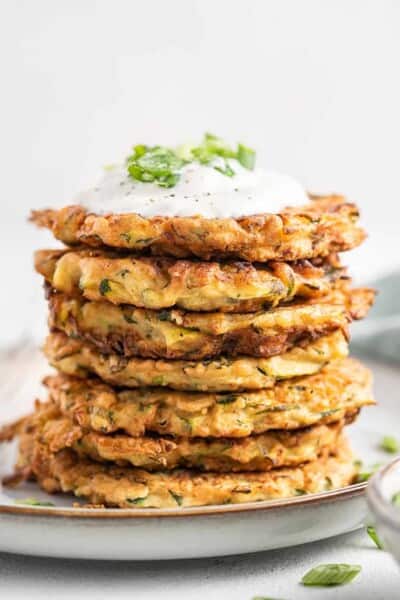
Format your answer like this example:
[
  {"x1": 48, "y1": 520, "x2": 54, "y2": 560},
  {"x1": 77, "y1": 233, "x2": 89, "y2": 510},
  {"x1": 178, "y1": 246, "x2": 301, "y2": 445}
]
[{"x1": 75, "y1": 160, "x2": 308, "y2": 218}]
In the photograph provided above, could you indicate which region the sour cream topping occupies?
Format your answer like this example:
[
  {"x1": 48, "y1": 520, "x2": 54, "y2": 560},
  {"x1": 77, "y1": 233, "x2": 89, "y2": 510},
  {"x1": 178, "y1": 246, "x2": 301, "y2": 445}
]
[{"x1": 75, "y1": 160, "x2": 309, "y2": 218}]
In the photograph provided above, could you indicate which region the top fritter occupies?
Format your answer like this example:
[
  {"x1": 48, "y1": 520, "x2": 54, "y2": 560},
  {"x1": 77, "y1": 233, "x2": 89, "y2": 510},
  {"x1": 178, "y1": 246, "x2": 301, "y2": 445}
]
[{"x1": 30, "y1": 134, "x2": 365, "y2": 261}]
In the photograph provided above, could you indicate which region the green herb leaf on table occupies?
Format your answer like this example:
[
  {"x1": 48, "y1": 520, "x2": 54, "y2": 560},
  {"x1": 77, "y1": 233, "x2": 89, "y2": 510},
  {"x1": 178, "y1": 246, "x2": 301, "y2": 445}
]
[
  {"x1": 392, "y1": 491, "x2": 400, "y2": 506},
  {"x1": 355, "y1": 462, "x2": 382, "y2": 482},
  {"x1": 380, "y1": 435, "x2": 399, "y2": 454},
  {"x1": 15, "y1": 498, "x2": 55, "y2": 507},
  {"x1": 367, "y1": 525, "x2": 384, "y2": 549},
  {"x1": 301, "y1": 563, "x2": 361, "y2": 586}
]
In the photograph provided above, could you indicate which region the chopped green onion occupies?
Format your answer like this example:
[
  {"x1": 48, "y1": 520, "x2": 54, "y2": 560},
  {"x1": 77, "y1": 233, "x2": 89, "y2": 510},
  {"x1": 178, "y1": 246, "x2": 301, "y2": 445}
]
[
  {"x1": 380, "y1": 436, "x2": 399, "y2": 454},
  {"x1": 301, "y1": 563, "x2": 361, "y2": 586},
  {"x1": 355, "y1": 462, "x2": 382, "y2": 482},
  {"x1": 367, "y1": 525, "x2": 384, "y2": 549},
  {"x1": 392, "y1": 491, "x2": 400, "y2": 507},
  {"x1": 126, "y1": 134, "x2": 256, "y2": 187},
  {"x1": 214, "y1": 160, "x2": 235, "y2": 177},
  {"x1": 238, "y1": 143, "x2": 256, "y2": 169},
  {"x1": 15, "y1": 498, "x2": 55, "y2": 507}
]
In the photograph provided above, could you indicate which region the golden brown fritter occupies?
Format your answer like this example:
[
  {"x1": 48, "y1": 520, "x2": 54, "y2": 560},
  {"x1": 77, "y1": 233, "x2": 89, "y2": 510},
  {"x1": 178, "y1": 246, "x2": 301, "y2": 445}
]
[
  {"x1": 17, "y1": 402, "x2": 349, "y2": 472},
  {"x1": 46, "y1": 283, "x2": 373, "y2": 359},
  {"x1": 12, "y1": 433, "x2": 356, "y2": 507},
  {"x1": 44, "y1": 358, "x2": 374, "y2": 438},
  {"x1": 44, "y1": 331, "x2": 349, "y2": 392},
  {"x1": 30, "y1": 195, "x2": 365, "y2": 262},
  {"x1": 35, "y1": 248, "x2": 345, "y2": 312}
]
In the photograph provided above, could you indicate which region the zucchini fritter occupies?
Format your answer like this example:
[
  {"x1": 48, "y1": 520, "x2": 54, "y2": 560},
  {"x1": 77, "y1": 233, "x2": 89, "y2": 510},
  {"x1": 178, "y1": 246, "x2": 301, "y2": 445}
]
[
  {"x1": 35, "y1": 249, "x2": 345, "y2": 312},
  {"x1": 20, "y1": 402, "x2": 349, "y2": 472},
  {"x1": 13, "y1": 434, "x2": 356, "y2": 507},
  {"x1": 44, "y1": 330, "x2": 348, "y2": 392},
  {"x1": 46, "y1": 285, "x2": 373, "y2": 359},
  {"x1": 30, "y1": 195, "x2": 365, "y2": 262},
  {"x1": 44, "y1": 359, "x2": 374, "y2": 438}
]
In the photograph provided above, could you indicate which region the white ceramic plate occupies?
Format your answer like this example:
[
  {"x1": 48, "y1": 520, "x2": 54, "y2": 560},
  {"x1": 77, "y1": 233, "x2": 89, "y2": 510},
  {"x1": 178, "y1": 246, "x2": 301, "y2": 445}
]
[{"x1": 0, "y1": 350, "x2": 397, "y2": 560}]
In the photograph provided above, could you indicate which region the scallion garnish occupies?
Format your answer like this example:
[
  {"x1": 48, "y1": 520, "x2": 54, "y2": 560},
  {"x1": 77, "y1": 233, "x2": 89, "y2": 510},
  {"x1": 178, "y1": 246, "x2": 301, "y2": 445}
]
[
  {"x1": 392, "y1": 491, "x2": 400, "y2": 507},
  {"x1": 380, "y1": 435, "x2": 399, "y2": 454},
  {"x1": 15, "y1": 498, "x2": 55, "y2": 507},
  {"x1": 367, "y1": 525, "x2": 384, "y2": 549},
  {"x1": 355, "y1": 462, "x2": 382, "y2": 482},
  {"x1": 301, "y1": 563, "x2": 361, "y2": 586},
  {"x1": 126, "y1": 133, "x2": 256, "y2": 188}
]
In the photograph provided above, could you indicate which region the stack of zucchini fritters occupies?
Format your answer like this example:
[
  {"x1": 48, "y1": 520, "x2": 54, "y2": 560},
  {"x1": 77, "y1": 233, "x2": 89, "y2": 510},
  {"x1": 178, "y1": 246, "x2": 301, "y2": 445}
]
[{"x1": 6, "y1": 195, "x2": 375, "y2": 508}]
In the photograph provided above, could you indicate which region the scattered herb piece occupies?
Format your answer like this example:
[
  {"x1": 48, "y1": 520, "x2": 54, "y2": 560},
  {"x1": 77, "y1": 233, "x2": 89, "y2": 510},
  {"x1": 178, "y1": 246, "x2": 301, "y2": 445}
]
[
  {"x1": 301, "y1": 563, "x2": 361, "y2": 586},
  {"x1": 216, "y1": 394, "x2": 237, "y2": 405},
  {"x1": 99, "y1": 279, "x2": 111, "y2": 296},
  {"x1": 15, "y1": 498, "x2": 55, "y2": 507},
  {"x1": 169, "y1": 490, "x2": 183, "y2": 506},
  {"x1": 392, "y1": 491, "x2": 400, "y2": 507},
  {"x1": 256, "y1": 367, "x2": 268, "y2": 376},
  {"x1": 157, "y1": 310, "x2": 172, "y2": 322},
  {"x1": 319, "y1": 409, "x2": 340, "y2": 418},
  {"x1": 120, "y1": 232, "x2": 131, "y2": 243},
  {"x1": 123, "y1": 313, "x2": 137, "y2": 324},
  {"x1": 367, "y1": 525, "x2": 384, "y2": 549},
  {"x1": 380, "y1": 436, "x2": 399, "y2": 454},
  {"x1": 214, "y1": 160, "x2": 235, "y2": 177},
  {"x1": 238, "y1": 144, "x2": 256, "y2": 170},
  {"x1": 126, "y1": 496, "x2": 147, "y2": 505},
  {"x1": 355, "y1": 462, "x2": 382, "y2": 483}
]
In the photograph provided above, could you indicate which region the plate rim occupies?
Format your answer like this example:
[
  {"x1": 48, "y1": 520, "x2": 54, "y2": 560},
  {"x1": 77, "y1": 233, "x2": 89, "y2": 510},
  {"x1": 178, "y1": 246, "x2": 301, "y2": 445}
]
[{"x1": 0, "y1": 481, "x2": 367, "y2": 519}]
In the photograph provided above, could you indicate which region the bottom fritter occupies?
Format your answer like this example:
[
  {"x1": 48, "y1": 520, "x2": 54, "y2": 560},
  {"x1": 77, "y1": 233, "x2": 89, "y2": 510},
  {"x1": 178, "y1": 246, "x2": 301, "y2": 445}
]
[{"x1": 8, "y1": 433, "x2": 356, "y2": 508}]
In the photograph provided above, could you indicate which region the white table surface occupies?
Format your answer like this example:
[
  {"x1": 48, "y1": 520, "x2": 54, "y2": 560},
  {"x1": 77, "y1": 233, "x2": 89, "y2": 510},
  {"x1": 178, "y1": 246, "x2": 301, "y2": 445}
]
[
  {"x1": 1, "y1": 527, "x2": 399, "y2": 600},
  {"x1": 1, "y1": 355, "x2": 400, "y2": 599}
]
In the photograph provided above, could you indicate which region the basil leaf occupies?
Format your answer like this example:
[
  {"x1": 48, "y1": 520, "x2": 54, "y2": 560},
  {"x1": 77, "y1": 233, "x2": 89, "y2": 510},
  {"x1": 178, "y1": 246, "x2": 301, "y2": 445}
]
[
  {"x1": 301, "y1": 563, "x2": 361, "y2": 586},
  {"x1": 367, "y1": 525, "x2": 384, "y2": 549}
]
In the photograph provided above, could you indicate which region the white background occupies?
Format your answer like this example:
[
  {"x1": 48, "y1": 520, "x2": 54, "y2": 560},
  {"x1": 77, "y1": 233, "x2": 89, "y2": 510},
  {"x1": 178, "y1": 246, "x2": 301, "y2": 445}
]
[{"x1": 1, "y1": 0, "x2": 400, "y2": 345}]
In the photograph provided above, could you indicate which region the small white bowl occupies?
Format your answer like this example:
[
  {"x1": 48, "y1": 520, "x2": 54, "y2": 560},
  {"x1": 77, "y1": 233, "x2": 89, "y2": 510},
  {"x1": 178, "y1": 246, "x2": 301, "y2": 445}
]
[{"x1": 367, "y1": 458, "x2": 400, "y2": 564}]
